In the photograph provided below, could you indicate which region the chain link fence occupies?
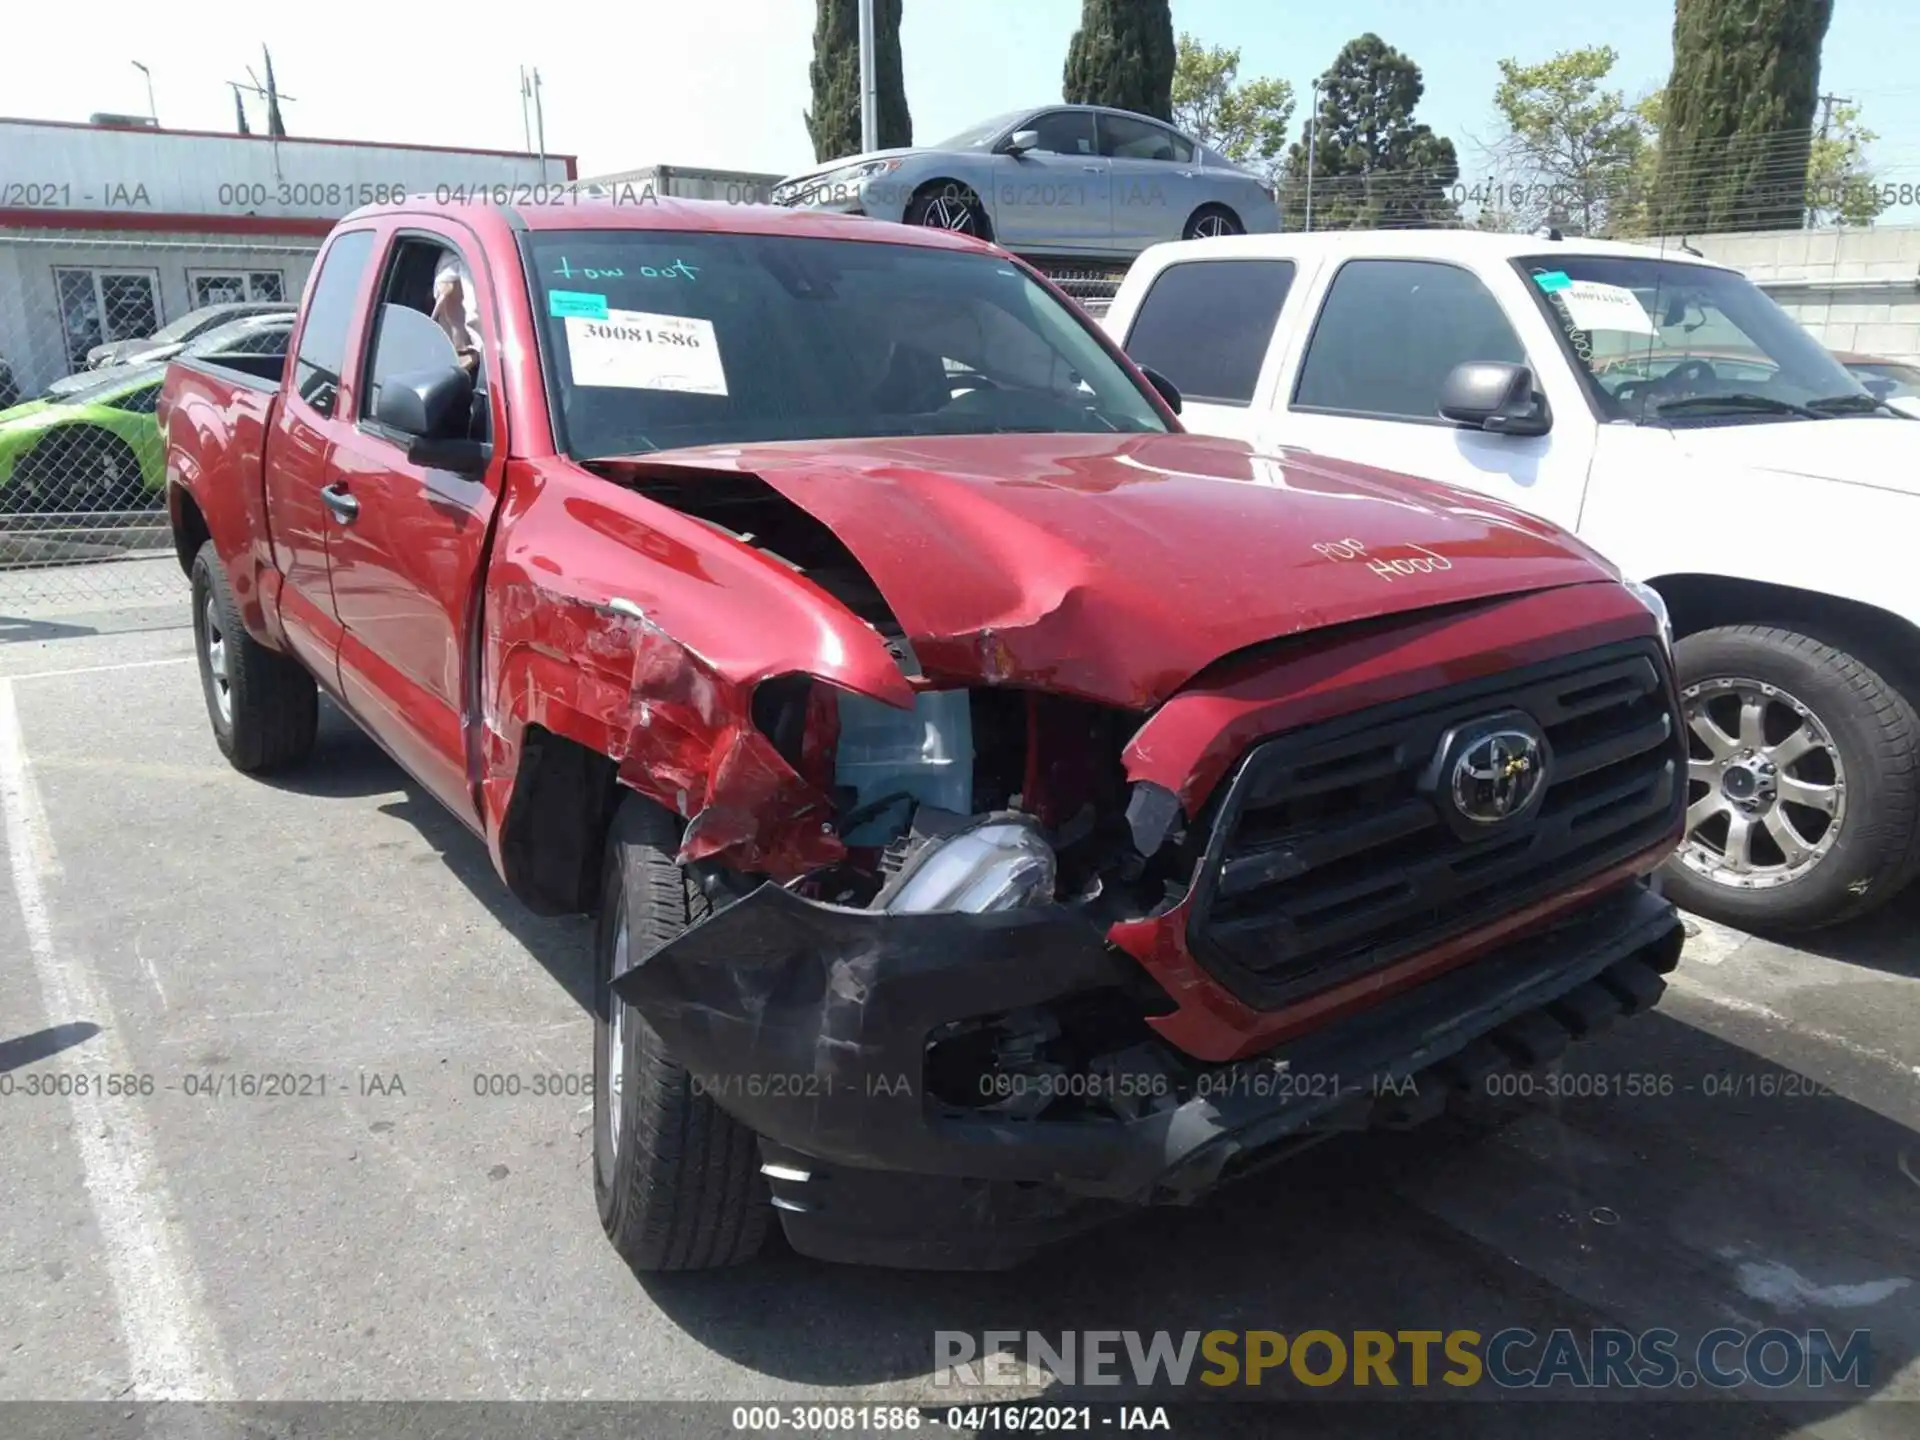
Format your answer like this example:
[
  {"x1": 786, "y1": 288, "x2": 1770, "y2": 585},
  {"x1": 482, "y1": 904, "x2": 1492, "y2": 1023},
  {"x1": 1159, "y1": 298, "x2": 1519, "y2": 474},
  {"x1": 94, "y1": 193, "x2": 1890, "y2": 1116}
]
[{"x1": 0, "y1": 229, "x2": 320, "y2": 615}]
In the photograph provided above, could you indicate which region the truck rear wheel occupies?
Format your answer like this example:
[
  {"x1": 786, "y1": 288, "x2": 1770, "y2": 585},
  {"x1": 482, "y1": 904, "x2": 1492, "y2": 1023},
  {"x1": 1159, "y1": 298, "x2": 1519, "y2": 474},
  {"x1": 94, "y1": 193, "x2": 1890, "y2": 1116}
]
[
  {"x1": 190, "y1": 540, "x2": 317, "y2": 773},
  {"x1": 593, "y1": 795, "x2": 772, "y2": 1271},
  {"x1": 1664, "y1": 624, "x2": 1920, "y2": 931}
]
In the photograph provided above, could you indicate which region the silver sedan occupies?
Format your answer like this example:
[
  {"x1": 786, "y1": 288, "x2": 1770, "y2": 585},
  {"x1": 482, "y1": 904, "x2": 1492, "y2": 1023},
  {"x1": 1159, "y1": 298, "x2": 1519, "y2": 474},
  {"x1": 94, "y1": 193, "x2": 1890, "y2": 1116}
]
[{"x1": 770, "y1": 105, "x2": 1280, "y2": 260}]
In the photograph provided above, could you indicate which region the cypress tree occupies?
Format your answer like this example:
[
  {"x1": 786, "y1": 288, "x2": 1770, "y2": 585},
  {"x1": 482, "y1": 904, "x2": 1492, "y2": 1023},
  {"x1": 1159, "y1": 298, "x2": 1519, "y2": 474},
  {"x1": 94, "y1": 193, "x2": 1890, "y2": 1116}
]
[
  {"x1": 805, "y1": 0, "x2": 912, "y2": 163},
  {"x1": 1063, "y1": 0, "x2": 1176, "y2": 121},
  {"x1": 1655, "y1": 0, "x2": 1832, "y2": 233},
  {"x1": 1278, "y1": 34, "x2": 1459, "y2": 230}
]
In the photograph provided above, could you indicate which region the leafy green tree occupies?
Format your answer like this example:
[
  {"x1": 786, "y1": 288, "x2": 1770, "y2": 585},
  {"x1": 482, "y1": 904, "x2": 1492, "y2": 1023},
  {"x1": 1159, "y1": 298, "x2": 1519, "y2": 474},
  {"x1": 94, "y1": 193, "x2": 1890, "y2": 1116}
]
[
  {"x1": 805, "y1": 0, "x2": 911, "y2": 163},
  {"x1": 1279, "y1": 34, "x2": 1459, "y2": 229},
  {"x1": 1063, "y1": 0, "x2": 1176, "y2": 122},
  {"x1": 1609, "y1": 90, "x2": 1669, "y2": 238},
  {"x1": 1655, "y1": 0, "x2": 1833, "y2": 232},
  {"x1": 1171, "y1": 35, "x2": 1294, "y2": 181},
  {"x1": 1485, "y1": 46, "x2": 1649, "y2": 236},
  {"x1": 1806, "y1": 103, "x2": 1886, "y2": 226}
]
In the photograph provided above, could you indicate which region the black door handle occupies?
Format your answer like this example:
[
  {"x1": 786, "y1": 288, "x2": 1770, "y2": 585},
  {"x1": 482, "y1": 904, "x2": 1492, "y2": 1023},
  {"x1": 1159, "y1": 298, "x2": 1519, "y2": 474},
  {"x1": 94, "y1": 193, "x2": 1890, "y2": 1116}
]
[{"x1": 320, "y1": 483, "x2": 359, "y2": 523}]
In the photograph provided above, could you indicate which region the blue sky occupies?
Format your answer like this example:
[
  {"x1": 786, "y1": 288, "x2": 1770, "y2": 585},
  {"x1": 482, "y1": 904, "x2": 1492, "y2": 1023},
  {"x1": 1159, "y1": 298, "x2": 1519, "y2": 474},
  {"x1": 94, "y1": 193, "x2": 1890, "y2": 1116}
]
[{"x1": 19, "y1": 0, "x2": 1920, "y2": 198}]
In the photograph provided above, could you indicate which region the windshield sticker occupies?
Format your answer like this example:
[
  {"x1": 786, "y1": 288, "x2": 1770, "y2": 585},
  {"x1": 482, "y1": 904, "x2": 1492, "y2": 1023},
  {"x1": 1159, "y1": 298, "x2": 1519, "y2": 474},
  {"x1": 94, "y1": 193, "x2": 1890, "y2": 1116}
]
[
  {"x1": 548, "y1": 289, "x2": 609, "y2": 320},
  {"x1": 1556, "y1": 280, "x2": 1657, "y2": 336},
  {"x1": 1533, "y1": 270, "x2": 1572, "y2": 292},
  {"x1": 564, "y1": 309, "x2": 728, "y2": 395}
]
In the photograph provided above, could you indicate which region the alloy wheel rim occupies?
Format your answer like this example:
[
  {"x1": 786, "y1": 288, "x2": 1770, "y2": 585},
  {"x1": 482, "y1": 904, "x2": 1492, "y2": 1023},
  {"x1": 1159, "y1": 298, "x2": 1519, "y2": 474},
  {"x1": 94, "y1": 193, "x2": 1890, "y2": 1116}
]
[
  {"x1": 203, "y1": 597, "x2": 232, "y2": 725},
  {"x1": 1193, "y1": 213, "x2": 1235, "y2": 238},
  {"x1": 1678, "y1": 676, "x2": 1846, "y2": 889},
  {"x1": 606, "y1": 908, "x2": 629, "y2": 1156},
  {"x1": 926, "y1": 194, "x2": 975, "y2": 232}
]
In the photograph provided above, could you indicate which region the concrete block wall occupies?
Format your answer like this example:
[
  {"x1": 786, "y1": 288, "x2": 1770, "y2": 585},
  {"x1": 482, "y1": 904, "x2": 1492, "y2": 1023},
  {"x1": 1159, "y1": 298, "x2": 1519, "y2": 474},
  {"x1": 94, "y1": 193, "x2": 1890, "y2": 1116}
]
[{"x1": 1669, "y1": 224, "x2": 1920, "y2": 360}]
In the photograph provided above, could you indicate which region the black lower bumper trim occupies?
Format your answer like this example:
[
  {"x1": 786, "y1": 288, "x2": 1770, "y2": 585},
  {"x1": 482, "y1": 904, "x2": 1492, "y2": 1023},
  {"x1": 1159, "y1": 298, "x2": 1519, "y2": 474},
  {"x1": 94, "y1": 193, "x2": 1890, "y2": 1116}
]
[{"x1": 614, "y1": 879, "x2": 1684, "y2": 1211}]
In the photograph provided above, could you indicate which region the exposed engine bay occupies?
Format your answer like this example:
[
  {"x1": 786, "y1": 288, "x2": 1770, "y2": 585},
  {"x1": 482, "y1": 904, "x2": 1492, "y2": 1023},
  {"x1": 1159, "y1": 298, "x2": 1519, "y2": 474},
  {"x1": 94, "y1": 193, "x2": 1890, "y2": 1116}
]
[{"x1": 616, "y1": 461, "x2": 1204, "y2": 920}]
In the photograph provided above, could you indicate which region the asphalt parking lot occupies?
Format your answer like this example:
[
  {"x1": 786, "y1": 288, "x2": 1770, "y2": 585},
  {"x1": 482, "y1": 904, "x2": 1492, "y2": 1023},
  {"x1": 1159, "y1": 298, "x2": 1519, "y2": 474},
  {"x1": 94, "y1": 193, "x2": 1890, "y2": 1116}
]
[{"x1": 1, "y1": 580, "x2": 1917, "y2": 1438}]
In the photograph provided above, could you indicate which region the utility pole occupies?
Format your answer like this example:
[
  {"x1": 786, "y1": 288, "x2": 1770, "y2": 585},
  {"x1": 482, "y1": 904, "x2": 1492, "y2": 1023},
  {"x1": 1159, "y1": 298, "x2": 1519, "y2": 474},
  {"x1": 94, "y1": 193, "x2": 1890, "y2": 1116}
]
[
  {"x1": 1816, "y1": 92, "x2": 1852, "y2": 141},
  {"x1": 532, "y1": 67, "x2": 547, "y2": 172},
  {"x1": 1303, "y1": 76, "x2": 1321, "y2": 232},
  {"x1": 131, "y1": 61, "x2": 157, "y2": 125},
  {"x1": 858, "y1": 0, "x2": 878, "y2": 155},
  {"x1": 520, "y1": 67, "x2": 532, "y2": 153}
]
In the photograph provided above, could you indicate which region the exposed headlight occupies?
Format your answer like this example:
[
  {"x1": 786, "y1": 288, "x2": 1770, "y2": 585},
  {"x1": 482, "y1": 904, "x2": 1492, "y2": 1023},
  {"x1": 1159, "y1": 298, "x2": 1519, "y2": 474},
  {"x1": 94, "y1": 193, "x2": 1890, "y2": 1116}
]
[
  {"x1": 828, "y1": 158, "x2": 903, "y2": 183},
  {"x1": 1625, "y1": 579, "x2": 1673, "y2": 653},
  {"x1": 779, "y1": 157, "x2": 903, "y2": 205},
  {"x1": 882, "y1": 817, "x2": 1056, "y2": 914}
]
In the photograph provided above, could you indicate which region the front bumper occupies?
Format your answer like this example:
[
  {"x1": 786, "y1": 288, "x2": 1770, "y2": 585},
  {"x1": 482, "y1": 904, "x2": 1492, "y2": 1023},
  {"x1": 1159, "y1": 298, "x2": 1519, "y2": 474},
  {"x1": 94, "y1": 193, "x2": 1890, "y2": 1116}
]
[{"x1": 612, "y1": 879, "x2": 1683, "y2": 1207}]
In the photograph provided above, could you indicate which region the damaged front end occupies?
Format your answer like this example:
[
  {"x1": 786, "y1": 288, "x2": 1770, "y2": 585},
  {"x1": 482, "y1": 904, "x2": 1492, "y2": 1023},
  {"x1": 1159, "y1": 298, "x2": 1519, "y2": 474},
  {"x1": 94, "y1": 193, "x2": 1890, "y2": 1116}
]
[
  {"x1": 611, "y1": 650, "x2": 1686, "y2": 1270},
  {"x1": 572, "y1": 451, "x2": 1686, "y2": 1267}
]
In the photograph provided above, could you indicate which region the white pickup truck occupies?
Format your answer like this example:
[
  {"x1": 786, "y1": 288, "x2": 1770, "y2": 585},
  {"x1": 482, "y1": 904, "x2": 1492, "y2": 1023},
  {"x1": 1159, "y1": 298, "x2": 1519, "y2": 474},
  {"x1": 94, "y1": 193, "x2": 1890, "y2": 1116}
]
[{"x1": 1105, "y1": 230, "x2": 1920, "y2": 932}]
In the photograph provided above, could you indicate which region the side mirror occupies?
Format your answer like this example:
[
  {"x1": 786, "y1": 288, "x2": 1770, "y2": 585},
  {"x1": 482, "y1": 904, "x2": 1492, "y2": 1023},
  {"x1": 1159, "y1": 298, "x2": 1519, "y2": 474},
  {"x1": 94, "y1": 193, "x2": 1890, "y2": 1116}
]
[
  {"x1": 1439, "y1": 361, "x2": 1551, "y2": 438},
  {"x1": 1861, "y1": 376, "x2": 1896, "y2": 402},
  {"x1": 374, "y1": 363, "x2": 490, "y2": 473},
  {"x1": 1006, "y1": 129, "x2": 1040, "y2": 156},
  {"x1": 1138, "y1": 364, "x2": 1182, "y2": 415}
]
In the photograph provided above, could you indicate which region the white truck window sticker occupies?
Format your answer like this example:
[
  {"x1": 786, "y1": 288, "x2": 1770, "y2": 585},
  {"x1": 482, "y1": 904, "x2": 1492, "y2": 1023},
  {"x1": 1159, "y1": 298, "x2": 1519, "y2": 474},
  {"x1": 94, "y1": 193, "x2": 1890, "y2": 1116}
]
[
  {"x1": 1556, "y1": 281, "x2": 1657, "y2": 337},
  {"x1": 564, "y1": 309, "x2": 728, "y2": 395}
]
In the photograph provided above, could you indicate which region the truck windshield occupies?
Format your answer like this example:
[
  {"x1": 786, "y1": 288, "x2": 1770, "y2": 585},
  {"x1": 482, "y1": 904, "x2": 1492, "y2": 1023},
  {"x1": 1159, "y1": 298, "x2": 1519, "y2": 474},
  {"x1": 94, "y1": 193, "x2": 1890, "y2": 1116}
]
[
  {"x1": 1515, "y1": 254, "x2": 1880, "y2": 424},
  {"x1": 527, "y1": 231, "x2": 1167, "y2": 459}
]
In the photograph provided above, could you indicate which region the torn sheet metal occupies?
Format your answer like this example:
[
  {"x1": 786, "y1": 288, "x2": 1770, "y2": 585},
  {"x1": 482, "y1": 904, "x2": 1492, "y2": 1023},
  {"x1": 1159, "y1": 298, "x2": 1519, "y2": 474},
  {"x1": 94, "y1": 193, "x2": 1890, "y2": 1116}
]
[{"x1": 481, "y1": 480, "x2": 914, "y2": 877}]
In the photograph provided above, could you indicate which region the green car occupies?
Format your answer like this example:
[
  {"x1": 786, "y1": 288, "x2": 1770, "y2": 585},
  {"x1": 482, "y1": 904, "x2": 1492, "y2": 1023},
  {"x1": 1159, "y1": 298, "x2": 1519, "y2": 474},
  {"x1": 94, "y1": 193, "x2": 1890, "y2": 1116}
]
[{"x1": 0, "y1": 364, "x2": 166, "y2": 514}]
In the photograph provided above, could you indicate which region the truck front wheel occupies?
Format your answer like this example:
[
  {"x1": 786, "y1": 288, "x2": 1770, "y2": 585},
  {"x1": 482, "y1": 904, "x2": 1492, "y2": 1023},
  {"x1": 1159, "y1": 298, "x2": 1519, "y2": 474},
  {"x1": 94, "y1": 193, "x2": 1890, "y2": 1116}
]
[
  {"x1": 190, "y1": 540, "x2": 317, "y2": 772},
  {"x1": 1665, "y1": 624, "x2": 1920, "y2": 931},
  {"x1": 593, "y1": 795, "x2": 772, "y2": 1271}
]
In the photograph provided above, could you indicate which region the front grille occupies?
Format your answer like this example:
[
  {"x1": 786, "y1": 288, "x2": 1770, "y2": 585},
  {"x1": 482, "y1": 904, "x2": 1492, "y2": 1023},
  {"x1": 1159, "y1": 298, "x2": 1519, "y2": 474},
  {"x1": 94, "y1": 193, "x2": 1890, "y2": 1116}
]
[{"x1": 1185, "y1": 640, "x2": 1683, "y2": 1010}]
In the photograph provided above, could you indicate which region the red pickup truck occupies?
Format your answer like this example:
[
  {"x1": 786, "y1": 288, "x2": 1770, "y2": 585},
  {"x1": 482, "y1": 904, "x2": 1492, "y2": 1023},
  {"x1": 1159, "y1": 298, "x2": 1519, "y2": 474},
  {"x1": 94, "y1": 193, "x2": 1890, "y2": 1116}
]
[{"x1": 161, "y1": 197, "x2": 1689, "y2": 1272}]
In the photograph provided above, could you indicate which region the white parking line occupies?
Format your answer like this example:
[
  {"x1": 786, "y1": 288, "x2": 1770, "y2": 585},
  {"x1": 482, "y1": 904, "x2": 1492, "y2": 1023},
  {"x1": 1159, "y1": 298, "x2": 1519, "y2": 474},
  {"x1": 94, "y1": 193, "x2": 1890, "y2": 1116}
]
[
  {"x1": 6, "y1": 656, "x2": 194, "y2": 683},
  {"x1": 0, "y1": 679, "x2": 232, "y2": 1400}
]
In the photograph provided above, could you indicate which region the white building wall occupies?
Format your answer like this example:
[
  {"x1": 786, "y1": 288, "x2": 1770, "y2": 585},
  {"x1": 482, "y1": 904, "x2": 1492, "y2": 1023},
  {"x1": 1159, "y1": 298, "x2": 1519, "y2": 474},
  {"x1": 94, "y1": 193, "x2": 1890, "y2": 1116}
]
[
  {"x1": 0, "y1": 121, "x2": 578, "y2": 398},
  {"x1": 7, "y1": 121, "x2": 572, "y2": 221}
]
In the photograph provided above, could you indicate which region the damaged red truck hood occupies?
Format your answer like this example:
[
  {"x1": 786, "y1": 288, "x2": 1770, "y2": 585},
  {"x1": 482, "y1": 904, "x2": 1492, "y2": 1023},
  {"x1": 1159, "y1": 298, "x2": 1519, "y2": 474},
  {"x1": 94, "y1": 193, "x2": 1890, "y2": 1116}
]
[{"x1": 597, "y1": 432, "x2": 1616, "y2": 708}]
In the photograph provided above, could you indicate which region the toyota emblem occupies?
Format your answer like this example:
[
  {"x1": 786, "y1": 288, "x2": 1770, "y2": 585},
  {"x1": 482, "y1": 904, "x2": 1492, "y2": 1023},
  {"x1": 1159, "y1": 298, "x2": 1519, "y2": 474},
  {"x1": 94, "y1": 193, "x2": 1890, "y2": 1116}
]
[{"x1": 1450, "y1": 726, "x2": 1548, "y2": 825}]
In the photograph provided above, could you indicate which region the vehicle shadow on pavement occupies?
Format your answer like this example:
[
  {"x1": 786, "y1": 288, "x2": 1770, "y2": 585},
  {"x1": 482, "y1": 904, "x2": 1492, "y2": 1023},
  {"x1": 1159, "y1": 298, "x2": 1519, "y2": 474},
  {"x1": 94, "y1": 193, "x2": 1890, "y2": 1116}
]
[
  {"x1": 0, "y1": 614, "x2": 99, "y2": 643},
  {"x1": 0, "y1": 1021, "x2": 100, "y2": 1072},
  {"x1": 261, "y1": 702, "x2": 597, "y2": 1010},
  {"x1": 636, "y1": 1010, "x2": 1918, "y2": 1428},
  {"x1": 1764, "y1": 885, "x2": 1920, "y2": 978}
]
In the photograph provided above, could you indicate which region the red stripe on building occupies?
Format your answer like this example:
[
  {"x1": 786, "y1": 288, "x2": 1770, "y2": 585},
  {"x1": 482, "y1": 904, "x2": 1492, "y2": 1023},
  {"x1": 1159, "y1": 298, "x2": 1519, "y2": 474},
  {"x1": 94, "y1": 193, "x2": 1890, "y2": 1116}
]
[{"x1": 0, "y1": 209, "x2": 339, "y2": 236}]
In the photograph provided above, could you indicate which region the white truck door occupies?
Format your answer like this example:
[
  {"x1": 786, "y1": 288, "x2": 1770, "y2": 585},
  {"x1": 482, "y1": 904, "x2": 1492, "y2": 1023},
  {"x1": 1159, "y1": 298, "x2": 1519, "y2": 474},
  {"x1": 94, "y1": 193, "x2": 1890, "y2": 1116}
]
[
  {"x1": 1112, "y1": 253, "x2": 1309, "y2": 445},
  {"x1": 1256, "y1": 255, "x2": 1598, "y2": 535}
]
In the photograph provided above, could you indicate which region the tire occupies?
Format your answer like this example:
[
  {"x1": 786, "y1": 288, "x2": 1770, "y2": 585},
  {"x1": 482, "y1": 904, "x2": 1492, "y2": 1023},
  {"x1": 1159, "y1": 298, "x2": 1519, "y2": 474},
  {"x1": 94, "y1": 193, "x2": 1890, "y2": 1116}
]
[
  {"x1": 190, "y1": 540, "x2": 318, "y2": 773},
  {"x1": 593, "y1": 795, "x2": 772, "y2": 1272},
  {"x1": 1663, "y1": 623, "x2": 1920, "y2": 931},
  {"x1": 1183, "y1": 204, "x2": 1244, "y2": 240},
  {"x1": 904, "y1": 181, "x2": 990, "y2": 239},
  {"x1": 14, "y1": 426, "x2": 143, "y2": 512}
]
